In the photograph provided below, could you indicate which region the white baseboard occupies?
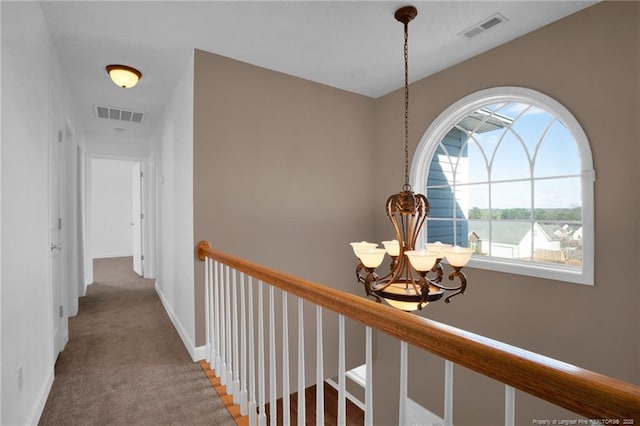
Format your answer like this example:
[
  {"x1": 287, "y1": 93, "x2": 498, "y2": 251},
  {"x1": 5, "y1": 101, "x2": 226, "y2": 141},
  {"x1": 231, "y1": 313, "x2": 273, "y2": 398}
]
[
  {"x1": 193, "y1": 345, "x2": 205, "y2": 361},
  {"x1": 92, "y1": 252, "x2": 133, "y2": 259},
  {"x1": 154, "y1": 281, "x2": 199, "y2": 362},
  {"x1": 30, "y1": 367, "x2": 54, "y2": 426}
]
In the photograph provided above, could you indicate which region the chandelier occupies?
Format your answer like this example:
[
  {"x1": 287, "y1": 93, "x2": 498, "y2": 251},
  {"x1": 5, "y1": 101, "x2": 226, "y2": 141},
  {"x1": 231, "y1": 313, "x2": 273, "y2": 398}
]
[{"x1": 350, "y1": 5, "x2": 473, "y2": 312}]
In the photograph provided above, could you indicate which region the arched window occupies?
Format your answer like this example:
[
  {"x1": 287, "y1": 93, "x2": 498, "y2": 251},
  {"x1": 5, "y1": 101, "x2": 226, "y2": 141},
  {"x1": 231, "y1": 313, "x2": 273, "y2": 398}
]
[{"x1": 411, "y1": 87, "x2": 594, "y2": 284}]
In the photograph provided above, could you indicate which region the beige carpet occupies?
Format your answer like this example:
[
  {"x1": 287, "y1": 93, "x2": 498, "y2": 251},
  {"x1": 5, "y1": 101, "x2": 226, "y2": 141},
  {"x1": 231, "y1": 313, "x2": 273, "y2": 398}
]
[{"x1": 39, "y1": 257, "x2": 235, "y2": 426}]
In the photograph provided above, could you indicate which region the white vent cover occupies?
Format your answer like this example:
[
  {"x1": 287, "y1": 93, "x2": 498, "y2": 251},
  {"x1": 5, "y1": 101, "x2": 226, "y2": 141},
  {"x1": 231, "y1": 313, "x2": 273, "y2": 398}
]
[
  {"x1": 459, "y1": 13, "x2": 508, "y2": 40},
  {"x1": 96, "y1": 106, "x2": 144, "y2": 123}
]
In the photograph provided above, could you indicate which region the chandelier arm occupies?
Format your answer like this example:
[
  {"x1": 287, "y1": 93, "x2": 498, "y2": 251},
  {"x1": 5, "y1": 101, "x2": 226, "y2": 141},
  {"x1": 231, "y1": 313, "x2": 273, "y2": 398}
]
[
  {"x1": 419, "y1": 277, "x2": 434, "y2": 309},
  {"x1": 406, "y1": 214, "x2": 415, "y2": 249},
  {"x1": 411, "y1": 213, "x2": 427, "y2": 252},
  {"x1": 371, "y1": 269, "x2": 394, "y2": 286},
  {"x1": 431, "y1": 281, "x2": 463, "y2": 292},
  {"x1": 370, "y1": 252, "x2": 410, "y2": 292},
  {"x1": 356, "y1": 263, "x2": 366, "y2": 285},
  {"x1": 394, "y1": 254, "x2": 410, "y2": 284},
  {"x1": 417, "y1": 275, "x2": 430, "y2": 310},
  {"x1": 389, "y1": 256, "x2": 399, "y2": 272},
  {"x1": 368, "y1": 266, "x2": 396, "y2": 291},
  {"x1": 407, "y1": 265, "x2": 422, "y2": 294},
  {"x1": 397, "y1": 213, "x2": 406, "y2": 250},
  {"x1": 443, "y1": 268, "x2": 468, "y2": 303},
  {"x1": 431, "y1": 261, "x2": 444, "y2": 283},
  {"x1": 361, "y1": 267, "x2": 383, "y2": 304}
]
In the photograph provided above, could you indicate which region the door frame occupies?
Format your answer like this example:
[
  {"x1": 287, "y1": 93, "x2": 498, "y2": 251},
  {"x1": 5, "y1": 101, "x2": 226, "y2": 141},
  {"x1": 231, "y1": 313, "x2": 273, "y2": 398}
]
[
  {"x1": 132, "y1": 161, "x2": 144, "y2": 276},
  {"x1": 84, "y1": 153, "x2": 155, "y2": 286},
  {"x1": 48, "y1": 91, "x2": 68, "y2": 358}
]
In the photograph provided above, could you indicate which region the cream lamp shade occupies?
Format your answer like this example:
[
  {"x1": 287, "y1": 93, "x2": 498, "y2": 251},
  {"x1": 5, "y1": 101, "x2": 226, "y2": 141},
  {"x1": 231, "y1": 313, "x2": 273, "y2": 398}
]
[
  {"x1": 425, "y1": 241, "x2": 452, "y2": 259},
  {"x1": 349, "y1": 241, "x2": 378, "y2": 258},
  {"x1": 442, "y1": 246, "x2": 474, "y2": 267},
  {"x1": 106, "y1": 65, "x2": 142, "y2": 88},
  {"x1": 358, "y1": 248, "x2": 387, "y2": 269},
  {"x1": 381, "y1": 239, "x2": 400, "y2": 256},
  {"x1": 404, "y1": 250, "x2": 438, "y2": 272}
]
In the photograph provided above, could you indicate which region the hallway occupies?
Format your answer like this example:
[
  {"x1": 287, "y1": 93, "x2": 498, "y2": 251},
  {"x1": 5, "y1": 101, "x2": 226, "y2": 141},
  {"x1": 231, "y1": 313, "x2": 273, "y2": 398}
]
[{"x1": 39, "y1": 257, "x2": 234, "y2": 425}]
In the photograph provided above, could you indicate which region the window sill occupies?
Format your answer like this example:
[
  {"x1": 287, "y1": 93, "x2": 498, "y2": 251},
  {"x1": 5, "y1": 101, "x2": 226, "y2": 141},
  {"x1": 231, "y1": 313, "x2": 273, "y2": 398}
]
[{"x1": 465, "y1": 255, "x2": 593, "y2": 286}]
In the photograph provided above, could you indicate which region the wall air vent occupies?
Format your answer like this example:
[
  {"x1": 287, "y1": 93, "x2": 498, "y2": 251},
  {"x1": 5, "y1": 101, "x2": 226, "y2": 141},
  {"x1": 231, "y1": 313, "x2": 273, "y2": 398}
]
[
  {"x1": 459, "y1": 13, "x2": 508, "y2": 40},
  {"x1": 96, "y1": 106, "x2": 144, "y2": 124}
]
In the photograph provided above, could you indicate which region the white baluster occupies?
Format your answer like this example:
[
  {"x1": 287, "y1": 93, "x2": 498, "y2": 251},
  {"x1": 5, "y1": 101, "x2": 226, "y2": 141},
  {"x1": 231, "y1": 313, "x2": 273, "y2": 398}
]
[
  {"x1": 248, "y1": 277, "x2": 257, "y2": 426},
  {"x1": 232, "y1": 269, "x2": 240, "y2": 401},
  {"x1": 365, "y1": 326, "x2": 372, "y2": 426},
  {"x1": 269, "y1": 286, "x2": 277, "y2": 426},
  {"x1": 445, "y1": 360, "x2": 454, "y2": 426},
  {"x1": 204, "y1": 258, "x2": 210, "y2": 363},
  {"x1": 297, "y1": 298, "x2": 305, "y2": 426},
  {"x1": 316, "y1": 306, "x2": 324, "y2": 426},
  {"x1": 399, "y1": 341, "x2": 408, "y2": 426},
  {"x1": 505, "y1": 385, "x2": 515, "y2": 426},
  {"x1": 220, "y1": 264, "x2": 227, "y2": 385},
  {"x1": 282, "y1": 293, "x2": 291, "y2": 426},
  {"x1": 239, "y1": 272, "x2": 248, "y2": 416},
  {"x1": 257, "y1": 281, "x2": 267, "y2": 426},
  {"x1": 225, "y1": 266, "x2": 233, "y2": 393},
  {"x1": 209, "y1": 259, "x2": 215, "y2": 364},
  {"x1": 214, "y1": 261, "x2": 221, "y2": 374},
  {"x1": 337, "y1": 314, "x2": 346, "y2": 425}
]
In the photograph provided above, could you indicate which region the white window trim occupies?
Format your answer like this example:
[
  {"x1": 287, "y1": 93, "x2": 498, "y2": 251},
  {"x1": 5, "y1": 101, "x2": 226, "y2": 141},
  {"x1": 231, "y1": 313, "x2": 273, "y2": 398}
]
[{"x1": 410, "y1": 87, "x2": 595, "y2": 285}]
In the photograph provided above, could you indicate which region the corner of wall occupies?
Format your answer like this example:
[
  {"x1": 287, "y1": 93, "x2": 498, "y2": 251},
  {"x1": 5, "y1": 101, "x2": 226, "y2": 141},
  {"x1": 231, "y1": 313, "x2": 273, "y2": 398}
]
[
  {"x1": 154, "y1": 282, "x2": 201, "y2": 361},
  {"x1": 154, "y1": 50, "x2": 196, "y2": 355}
]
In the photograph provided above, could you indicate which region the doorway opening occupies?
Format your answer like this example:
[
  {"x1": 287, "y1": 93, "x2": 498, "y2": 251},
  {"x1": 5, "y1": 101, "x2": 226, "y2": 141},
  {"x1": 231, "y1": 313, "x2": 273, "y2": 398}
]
[{"x1": 87, "y1": 157, "x2": 146, "y2": 282}]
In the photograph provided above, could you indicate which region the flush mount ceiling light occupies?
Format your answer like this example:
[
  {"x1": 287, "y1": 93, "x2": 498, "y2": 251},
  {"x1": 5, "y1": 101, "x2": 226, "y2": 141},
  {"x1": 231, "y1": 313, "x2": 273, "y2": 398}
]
[
  {"x1": 106, "y1": 64, "x2": 142, "y2": 88},
  {"x1": 350, "y1": 6, "x2": 473, "y2": 312}
]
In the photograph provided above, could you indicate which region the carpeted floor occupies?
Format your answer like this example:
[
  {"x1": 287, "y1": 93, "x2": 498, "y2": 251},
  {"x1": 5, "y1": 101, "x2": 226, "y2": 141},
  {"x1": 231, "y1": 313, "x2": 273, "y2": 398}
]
[{"x1": 39, "y1": 257, "x2": 235, "y2": 426}]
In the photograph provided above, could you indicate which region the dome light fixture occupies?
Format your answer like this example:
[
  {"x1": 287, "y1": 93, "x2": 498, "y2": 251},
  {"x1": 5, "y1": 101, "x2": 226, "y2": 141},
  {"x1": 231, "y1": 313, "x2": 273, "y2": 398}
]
[{"x1": 106, "y1": 64, "x2": 142, "y2": 89}]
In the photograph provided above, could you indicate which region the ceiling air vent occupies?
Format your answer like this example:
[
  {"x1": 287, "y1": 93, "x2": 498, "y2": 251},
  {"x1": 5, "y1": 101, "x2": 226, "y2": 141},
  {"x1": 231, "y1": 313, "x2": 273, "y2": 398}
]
[
  {"x1": 459, "y1": 13, "x2": 508, "y2": 40},
  {"x1": 96, "y1": 106, "x2": 144, "y2": 124}
]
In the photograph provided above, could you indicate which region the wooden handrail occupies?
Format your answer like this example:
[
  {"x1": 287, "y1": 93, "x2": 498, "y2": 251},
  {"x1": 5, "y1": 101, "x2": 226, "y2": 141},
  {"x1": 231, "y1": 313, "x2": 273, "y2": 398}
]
[{"x1": 197, "y1": 241, "x2": 640, "y2": 421}]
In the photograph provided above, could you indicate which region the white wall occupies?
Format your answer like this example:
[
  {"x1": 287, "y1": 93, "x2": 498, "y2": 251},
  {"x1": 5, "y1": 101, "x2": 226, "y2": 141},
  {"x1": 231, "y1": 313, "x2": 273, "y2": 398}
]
[
  {"x1": 1, "y1": 2, "x2": 82, "y2": 424},
  {"x1": 153, "y1": 53, "x2": 197, "y2": 359},
  {"x1": 85, "y1": 132, "x2": 152, "y2": 158},
  {"x1": 90, "y1": 159, "x2": 136, "y2": 259}
]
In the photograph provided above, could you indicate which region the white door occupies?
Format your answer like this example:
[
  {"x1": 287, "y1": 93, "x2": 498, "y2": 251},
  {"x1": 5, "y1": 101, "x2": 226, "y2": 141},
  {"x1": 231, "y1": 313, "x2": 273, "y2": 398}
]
[
  {"x1": 49, "y1": 127, "x2": 64, "y2": 359},
  {"x1": 132, "y1": 162, "x2": 143, "y2": 276}
]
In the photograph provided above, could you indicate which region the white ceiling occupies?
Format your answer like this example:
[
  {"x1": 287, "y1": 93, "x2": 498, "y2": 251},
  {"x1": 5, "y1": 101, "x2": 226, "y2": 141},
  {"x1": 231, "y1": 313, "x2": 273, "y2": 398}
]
[{"x1": 39, "y1": 1, "x2": 597, "y2": 139}]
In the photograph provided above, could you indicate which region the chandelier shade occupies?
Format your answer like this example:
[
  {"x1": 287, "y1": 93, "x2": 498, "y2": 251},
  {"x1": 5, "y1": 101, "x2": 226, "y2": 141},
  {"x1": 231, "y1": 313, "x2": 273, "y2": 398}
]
[
  {"x1": 405, "y1": 250, "x2": 438, "y2": 272},
  {"x1": 350, "y1": 5, "x2": 472, "y2": 312}
]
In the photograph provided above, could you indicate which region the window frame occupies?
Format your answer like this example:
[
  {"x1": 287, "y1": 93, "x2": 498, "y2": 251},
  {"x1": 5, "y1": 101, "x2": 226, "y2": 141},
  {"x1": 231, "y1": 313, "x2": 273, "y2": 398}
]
[{"x1": 410, "y1": 87, "x2": 595, "y2": 285}]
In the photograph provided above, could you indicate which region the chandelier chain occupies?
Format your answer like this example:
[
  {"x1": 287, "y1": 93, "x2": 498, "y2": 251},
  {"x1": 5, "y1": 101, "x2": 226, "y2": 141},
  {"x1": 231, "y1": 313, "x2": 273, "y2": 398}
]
[{"x1": 403, "y1": 20, "x2": 411, "y2": 192}]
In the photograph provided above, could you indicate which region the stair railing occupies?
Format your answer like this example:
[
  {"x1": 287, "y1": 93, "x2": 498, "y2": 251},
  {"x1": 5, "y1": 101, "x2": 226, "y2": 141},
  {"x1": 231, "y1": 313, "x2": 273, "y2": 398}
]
[{"x1": 197, "y1": 240, "x2": 640, "y2": 425}]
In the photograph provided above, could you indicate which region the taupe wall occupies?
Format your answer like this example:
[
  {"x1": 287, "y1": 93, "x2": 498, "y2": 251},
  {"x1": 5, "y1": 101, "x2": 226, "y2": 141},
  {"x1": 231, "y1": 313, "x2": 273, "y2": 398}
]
[
  {"x1": 193, "y1": 49, "x2": 376, "y2": 378},
  {"x1": 372, "y1": 2, "x2": 639, "y2": 424}
]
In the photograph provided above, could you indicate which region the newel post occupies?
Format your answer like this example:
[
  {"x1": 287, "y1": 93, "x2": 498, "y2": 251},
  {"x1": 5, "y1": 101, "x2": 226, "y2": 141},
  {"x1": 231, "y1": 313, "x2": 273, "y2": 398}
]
[{"x1": 197, "y1": 240, "x2": 212, "y2": 261}]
